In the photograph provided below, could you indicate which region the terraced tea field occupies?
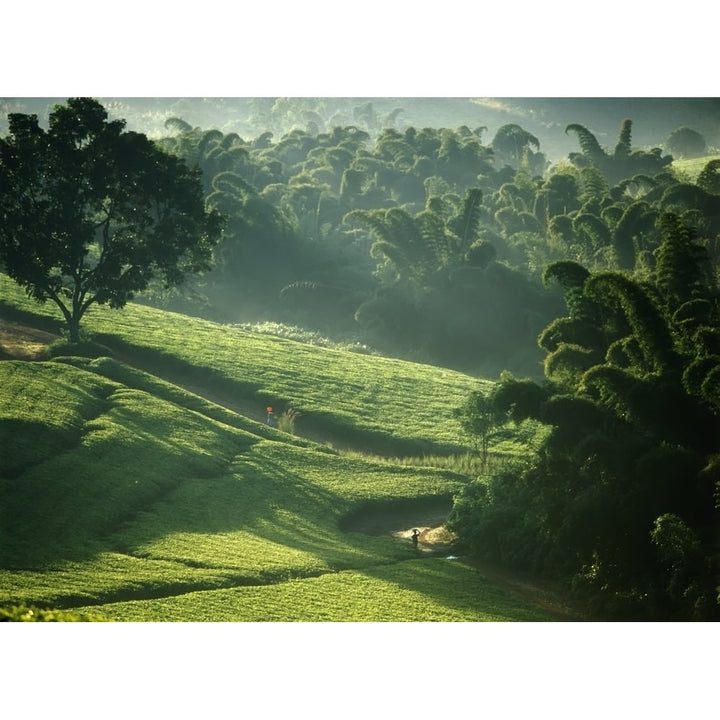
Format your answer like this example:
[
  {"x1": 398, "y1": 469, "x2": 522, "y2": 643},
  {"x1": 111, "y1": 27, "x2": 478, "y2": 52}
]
[{"x1": 0, "y1": 274, "x2": 561, "y2": 621}]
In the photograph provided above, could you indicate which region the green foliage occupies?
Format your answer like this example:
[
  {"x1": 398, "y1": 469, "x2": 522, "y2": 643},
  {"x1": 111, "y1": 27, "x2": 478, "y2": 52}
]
[
  {"x1": 0, "y1": 604, "x2": 107, "y2": 621},
  {"x1": 42, "y1": 338, "x2": 113, "y2": 359},
  {"x1": 543, "y1": 342, "x2": 598, "y2": 388},
  {"x1": 695, "y1": 158, "x2": 720, "y2": 194},
  {"x1": 451, "y1": 248, "x2": 720, "y2": 619},
  {"x1": 573, "y1": 212, "x2": 612, "y2": 255},
  {"x1": 565, "y1": 124, "x2": 607, "y2": 165},
  {"x1": 139, "y1": 116, "x2": 562, "y2": 374},
  {"x1": 584, "y1": 272, "x2": 676, "y2": 374},
  {"x1": 0, "y1": 98, "x2": 222, "y2": 342},
  {"x1": 655, "y1": 212, "x2": 716, "y2": 312},
  {"x1": 277, "y1": 407, "x2": 301, "y2": 434},
  {"x1": 453, "y1": 388, "x2": 506, "y2": 470},
  {"x1": 491, "y1": 124, "x2": 544, "y2": 173},
  {"x1": 612, "y1": 201, "x2": 657, "y2": 270},
  {"x1": 133, "y1": 109, "x2": 720, "y2": 381},
  {"x1": 566, "y1": 119, "x2": 673, "y2": 186},
  {"x1": 491, "y1": 374, "x2": 550, "y2": 423},
  {"x1": 16, "y1": 105, "x2": 701, "y2": 382},
  {"x1": 664, "y1": 127, "x2": 707, "y2": 159}
]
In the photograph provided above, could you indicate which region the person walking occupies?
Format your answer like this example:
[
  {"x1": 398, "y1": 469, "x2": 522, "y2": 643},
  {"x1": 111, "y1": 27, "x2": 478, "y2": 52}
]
[{"x1": 266, "y1": 406, "x2": 277, "y2": 427}]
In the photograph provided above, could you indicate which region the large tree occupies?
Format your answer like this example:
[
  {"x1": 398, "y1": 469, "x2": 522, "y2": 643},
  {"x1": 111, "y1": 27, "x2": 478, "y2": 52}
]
[{"x1": 0, "y1": 98, "x2": 223, "y2": 341}]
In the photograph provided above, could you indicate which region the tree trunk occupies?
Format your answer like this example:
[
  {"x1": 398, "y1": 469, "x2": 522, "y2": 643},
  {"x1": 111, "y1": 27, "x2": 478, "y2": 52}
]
[
  {"x1": 50, "y1": 296, "x2": 83, "y2": 344},
  {"x1": 67, "y1": 314, "x2": 81, "y2": 343}
]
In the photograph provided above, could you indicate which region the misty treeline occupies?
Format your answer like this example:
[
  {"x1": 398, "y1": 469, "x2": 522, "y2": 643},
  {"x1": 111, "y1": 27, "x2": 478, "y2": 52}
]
[
  {"x1": 146, "y1": 113, "x2": 565, "y2": 376},
  {"x1": 143, "y1": 110, "x2": 720, "y2": 382}
]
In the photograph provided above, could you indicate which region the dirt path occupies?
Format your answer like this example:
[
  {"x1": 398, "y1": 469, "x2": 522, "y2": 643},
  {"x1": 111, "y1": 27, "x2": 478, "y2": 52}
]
[
  {"x1": 0, "y1": 318, "x2": 589, "y2": 620},
  {"x1": 367, "y1": 511, "x2": 588, "y2": 621},
  {"x1": 0, "y1": 319, "x2": 60, "y2": 360}
]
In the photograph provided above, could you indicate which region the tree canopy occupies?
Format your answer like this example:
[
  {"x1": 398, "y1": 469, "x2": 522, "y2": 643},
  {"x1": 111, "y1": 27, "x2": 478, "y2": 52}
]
[
  {"x1": 449, "y1": 213, "x2": 720, "y2": 619},
  {"x1": 0, "y1": 98, "x2": 223, "y2": 341}
]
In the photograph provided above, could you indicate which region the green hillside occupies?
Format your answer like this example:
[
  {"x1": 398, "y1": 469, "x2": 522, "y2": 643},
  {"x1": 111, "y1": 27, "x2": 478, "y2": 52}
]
[
  {"x1": 0, "y1": 273, "x2": 537, "y2": 458},
  {"x1": 0, "y1": 276, "x2": 555, "y2": 621},
  {"x1": 671, "y1": 154, "x2": 720, "y2": 181}
]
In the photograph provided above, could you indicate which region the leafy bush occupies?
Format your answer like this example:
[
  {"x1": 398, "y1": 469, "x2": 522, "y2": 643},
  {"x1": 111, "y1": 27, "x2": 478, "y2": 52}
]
[
  {"x1": 450, "y1": 240, "x2": 720, "y2": 620},
  {"x1": 42, "y1": 338, "x2": 113, "y2": 359},
  {"x1": 277, "y1": 407, "x2": 301, "y2": 434}
]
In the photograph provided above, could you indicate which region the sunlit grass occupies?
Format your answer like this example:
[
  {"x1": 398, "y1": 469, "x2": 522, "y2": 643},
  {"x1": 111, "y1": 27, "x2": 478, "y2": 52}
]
[
  {"x1": 75, "y1": 559, "x2": 555, "y2": 622},
  {"x1": 671, "y1": 154, "x2": 720, "y2": 181},
  {"x1": 0, "y1": 274, "x2": 514, "y2": 457},
  {"x1": 0, "y1": 361, "x2": 474, "y2": 618},
  {"x1": 0, "y1": 274, "x2": 550, "y2": 621},
  {"x1": 0, "y1": 360, "x2": 115, "y2": 475},
  {"x1": 1, "y1": 361, "x2": 257, "y2": 567},
  {"x1": 0, "y1": 604, "x2": 109, "y2": 621},
  {"x1": 233, "y1": 320, "x2": 380, "y2": 355},
  {"x1": 0, "y1": 552, "x2": 236, "y2": 607}
]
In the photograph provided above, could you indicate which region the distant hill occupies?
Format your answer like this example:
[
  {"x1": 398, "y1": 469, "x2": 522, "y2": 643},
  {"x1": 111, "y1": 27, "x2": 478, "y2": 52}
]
[{"x1": 3, "y1": 97, "x2": 718, "y2": 162}]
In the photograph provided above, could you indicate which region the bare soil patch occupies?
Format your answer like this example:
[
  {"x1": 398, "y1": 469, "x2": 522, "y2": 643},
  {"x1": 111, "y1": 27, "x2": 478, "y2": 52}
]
[{"x1": 0, "y1": 319, "x2": 59, "y2": 360}]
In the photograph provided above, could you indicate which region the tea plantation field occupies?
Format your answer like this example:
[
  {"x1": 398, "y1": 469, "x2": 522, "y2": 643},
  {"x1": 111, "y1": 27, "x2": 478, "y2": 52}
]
[{"x1": 0, "y1": 274, "x2": 554, "y2": 621}]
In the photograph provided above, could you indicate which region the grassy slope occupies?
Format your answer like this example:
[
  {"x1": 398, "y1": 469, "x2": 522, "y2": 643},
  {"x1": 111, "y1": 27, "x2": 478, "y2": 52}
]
[
  {"x1": 671, "y1": 154, "x2": 720, "y2": 181},
  {"x1": 0, "y1": 274, "x2": 536, "y2": 457},
  {"x1": 74, "y1": 560, "x2": 550, "y2": 622},
  {"x1": 0, "y1": 276, "x2": 550, "y2": 621}
]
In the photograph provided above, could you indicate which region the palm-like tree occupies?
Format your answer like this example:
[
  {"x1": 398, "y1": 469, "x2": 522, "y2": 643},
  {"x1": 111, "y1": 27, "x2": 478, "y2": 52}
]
[
  {"x1": 491, "y1": 124, "x2": 541, "y2": 171},
  {"x1": 566, "y1": 118, "x2": 673, "y2": 186},
  {"x1": 534, "y1": 171, "x2": 581, "y2": 222},
  {"x1": 344, "y1": 187, "x2": 487, "y2": 286}
]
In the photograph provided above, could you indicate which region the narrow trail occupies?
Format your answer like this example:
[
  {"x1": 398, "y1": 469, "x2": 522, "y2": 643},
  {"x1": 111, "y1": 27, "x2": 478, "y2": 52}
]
[
  {"x1": 350, "y1": 505, "x2": 589, "y2": 621},
  {"x1": 0, "y1": 319, "x2": 60, "y2": 360},
  {"x1": 1, "y1": 318, "x2": 589, "y2": 620}
]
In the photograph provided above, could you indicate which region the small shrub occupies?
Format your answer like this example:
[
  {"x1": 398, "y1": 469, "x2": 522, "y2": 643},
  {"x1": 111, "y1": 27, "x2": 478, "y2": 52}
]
[
  {"x1": 278, "y1": 407, "x2": 301, "y2": 434},
  {"x1": 43, "y1": 338, "x2": 113, "y2": 359}
]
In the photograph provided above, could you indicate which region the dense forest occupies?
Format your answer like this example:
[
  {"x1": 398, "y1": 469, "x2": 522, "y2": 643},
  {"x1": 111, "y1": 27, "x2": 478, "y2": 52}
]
[
  {"x1": 2, "y1": 97, "x2": 719, "y2": 620},
  {"x1": 133, "y1": 99, "x2": 719, "y2": 381},
  {"x1": 6, "y1": 97, "x2": 715, "y2": 379}
]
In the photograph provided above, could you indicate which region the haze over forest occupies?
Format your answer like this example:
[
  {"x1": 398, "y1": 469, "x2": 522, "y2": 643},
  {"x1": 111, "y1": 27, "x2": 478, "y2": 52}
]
[
  {"x1": 4, "y1": 96, "x2": 719, "y2": 381},
  {"x1": 3, "y1": 97, "x2": 720, "y2": 161}
]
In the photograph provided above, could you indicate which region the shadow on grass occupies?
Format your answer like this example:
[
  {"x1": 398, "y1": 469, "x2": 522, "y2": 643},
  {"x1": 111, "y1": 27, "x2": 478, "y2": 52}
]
[
  {"x1": 93, "y1": 333, "x2": 265, "y2": 408},
  {"x1": 113, "y1": 450, "x2": 397, "y2": 572},
  {"x1": 93, "y1": 334, "x2": 462, "y2": 459},
  {"x1": 0, "y1": 303, "x2": 465, "y2": 459},
  {"x1": 0, "y1": 301, "x2": 65, "y2": 336},
  {"x1": 360, "y1": 558, "x2": 556, "y2": 621},
  {"x1": 0, "y1": 419, "x2": 86, "y2": 479},
  {"x1": 338, "y1": 495, "x2": 455, "y2": 535}
]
